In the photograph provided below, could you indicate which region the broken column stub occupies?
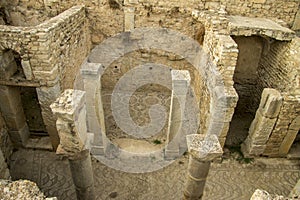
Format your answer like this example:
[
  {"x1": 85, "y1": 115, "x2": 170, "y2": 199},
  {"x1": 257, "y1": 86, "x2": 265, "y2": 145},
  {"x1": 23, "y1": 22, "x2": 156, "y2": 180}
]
[
  {"x1": 50, "y1": 89, "x2": 95, "y2": 200},
  {"x1": 50, "y1": 89, "x2": 87, "y2": 159},
  {"x1": 165, "y1": 70, "x2": 191, "y2": 160},
  {"x1": 184, "y1": 134, "x2": 223, "y2": 200},
  {"x1": 242, "y1": 88, "x2": 283, "y2": 157}
]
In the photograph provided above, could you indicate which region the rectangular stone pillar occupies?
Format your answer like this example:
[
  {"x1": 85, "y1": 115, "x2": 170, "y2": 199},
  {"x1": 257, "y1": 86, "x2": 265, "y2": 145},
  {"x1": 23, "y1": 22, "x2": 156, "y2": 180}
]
[
  {"x1": 292, "y1": 8, "x2": 300, "y2": 31},
  {"x1": 279, "y1": 116, "x2": 300, "y2": 156},
  {"x1": 0, "y1": 50, "x2": 17, "y2": 80},
  {"x1": 36, "y1": 83, "x2": 61, "y2": 150},
  {"x1": 165, "y1": 70, "x2": 190, "y2": 160},
  {"x1": 0, "y1": 86, "x2": 29, "y2": 147},
  {"x1": 124, "y1": 7, "x2": 135, "y2": 32},
  {"x1": 81, "y1": 62, "x2": 106, "y2": 155},
  {"x1": 290, "y1": 179, "x2": 300, "y2": 199},
  {"x1": 51, "y1": 89, "x2": 95, "y2": 200},
  {"x1": 184, "y1": 134, "x2": 223, "y2": 200},
  {"x1": 242, "y1": 88, "x2": 282, "y2": 157},
  {"x1": 0, "y1": 149, "x2": 10, "y2": 179}
]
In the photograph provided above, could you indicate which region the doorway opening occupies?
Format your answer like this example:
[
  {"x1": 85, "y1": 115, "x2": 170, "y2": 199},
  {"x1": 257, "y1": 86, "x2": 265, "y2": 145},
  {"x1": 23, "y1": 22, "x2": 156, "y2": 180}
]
[
  {"x1": 225, "y1": 36, "x2": 265, "y2": 147},
  {"x1": 20, "y1": 87, "x2": 47, "y2": 137}
]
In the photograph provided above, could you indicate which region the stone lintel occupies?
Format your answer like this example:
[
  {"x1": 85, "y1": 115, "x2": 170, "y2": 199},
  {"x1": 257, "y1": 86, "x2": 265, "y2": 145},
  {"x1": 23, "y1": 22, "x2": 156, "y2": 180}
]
[
  {"x1": 50, "y1": 89, "x2": 85, "y2": 121},
  {"x1": 186, "y1": 134, "x2": 223, "y2": 161},
  {"x1": 228, "y1": 16, "x2": 295, "y2": 41}
]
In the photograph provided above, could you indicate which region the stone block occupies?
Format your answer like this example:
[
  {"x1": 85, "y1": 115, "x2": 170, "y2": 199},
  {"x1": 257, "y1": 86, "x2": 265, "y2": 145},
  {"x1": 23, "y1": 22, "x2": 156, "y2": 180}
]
[
  {"x1": 241, "y1": 138, "x2": 265, "y2": 156},
  {"x1": 290, "y1": 179, "x2": 300, "y2": 198},
  {"x1": 51, "y1": 89, "x2": 90, "y2": 158},
  {"x1": 248, "y1": 111, "x2": 277, "y2": 143},
  {"x1": 250, "y1": 189, "x2": 272, "y2": 200},
  {"x1": 164, "y1": 149, "x2": 180, "y2": 160},
  {"x1": 292, "y1": 9, "x2": 300, "y2": 30},
  {"x1": 250, "y1": 0, "x2": 266, "y2": 3},
  {"x1": 258, "y1": 88, "x2": 282, "y2": 118},
  {"x1": 21, "y1": 60, "x2": 33, "y2": 80},
  {"x1": 91, "y1": 145, "x2": 104, "y2": 155},
  {"x1": 3, "y1": 114, "x2": 26, "y2": 131},
  {"x1": 0, "y1": 86, "x2": 23, "y2": 116},
  {"x1": 289, "y1": 116, "x2": 300, "y2": 131},
  {"x1": 0, "y1": 50, "x2": 17, "y2": 80},
  {"x1": 9, "y1": 124, "x2": 29, "y2": 147},
  {"x1": 124, "y1": 7, "x2": 135, "y2": 32},
  {"x1": 278, "y1": 128, "x2": 298, "y2": 156},
  {"x1": 80, "y1": 62, "x2": 103, "y2": 78},
  {"x1": 37, "y1": 84, "x2": 61, "y2": 149},
  {"x1": 186, "y1": 134, "x2": 223, "y2": 161},
  {"x1": 0, "y1": 150, "x2": 10, "y2": 179}
]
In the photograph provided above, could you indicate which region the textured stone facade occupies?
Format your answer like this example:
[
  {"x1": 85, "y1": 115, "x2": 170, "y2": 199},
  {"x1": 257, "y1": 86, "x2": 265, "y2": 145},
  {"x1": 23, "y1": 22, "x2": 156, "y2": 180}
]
[
  {"x1": 0, "y1": 5, "x2": 90, "y2": 149},
  {"x1": 0, "y1": 0, "x2": 299, "y2": 43},
  {"x1": 257, "y1": 38, "x2": 300, "y2": 156},
  {"x1": 0, "y1": 0, "x2": 298, "y2": 158}
]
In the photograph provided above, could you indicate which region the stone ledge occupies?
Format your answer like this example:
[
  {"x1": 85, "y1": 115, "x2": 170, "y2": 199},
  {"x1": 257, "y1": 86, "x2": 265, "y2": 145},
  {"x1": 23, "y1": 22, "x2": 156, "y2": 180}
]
[{"x1": 228, "y1": 15, "x2": 295, "y2": 41}]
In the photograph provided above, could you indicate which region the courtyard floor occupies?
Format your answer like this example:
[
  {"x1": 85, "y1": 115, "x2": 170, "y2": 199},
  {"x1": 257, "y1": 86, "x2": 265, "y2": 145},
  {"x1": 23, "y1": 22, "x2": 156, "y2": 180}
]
[{"x1": 9, "y1": 148, "x2": 300, "y2": 200}]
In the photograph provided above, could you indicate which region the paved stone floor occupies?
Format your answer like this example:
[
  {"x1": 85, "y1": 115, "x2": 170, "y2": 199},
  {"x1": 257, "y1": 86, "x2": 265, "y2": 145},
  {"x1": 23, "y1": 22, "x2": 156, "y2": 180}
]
[{"x1": 9, "y1": 148, "x2": 300, "y2": 200}]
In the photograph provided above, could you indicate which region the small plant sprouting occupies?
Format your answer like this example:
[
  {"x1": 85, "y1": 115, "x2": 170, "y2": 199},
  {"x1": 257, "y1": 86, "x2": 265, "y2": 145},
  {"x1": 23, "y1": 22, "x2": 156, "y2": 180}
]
[{"x1": 153, "y1": 139, "x2": 162, "y2": 145}]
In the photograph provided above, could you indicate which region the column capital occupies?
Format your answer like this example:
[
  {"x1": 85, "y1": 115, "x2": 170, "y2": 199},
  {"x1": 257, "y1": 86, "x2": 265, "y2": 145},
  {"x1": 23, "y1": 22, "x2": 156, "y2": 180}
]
[
  {"x1": 50, "y1": 89, "x2": 85, "y2": 121},
  {"x1": 80, "y1": 61, "x2": 103, "y2": 79},
  {"x1": 50, "y1": 89, "x2": 87, "y2": 159},
  {"x1": 186, "y1": 134, "x2": 223, "y2": 161}
]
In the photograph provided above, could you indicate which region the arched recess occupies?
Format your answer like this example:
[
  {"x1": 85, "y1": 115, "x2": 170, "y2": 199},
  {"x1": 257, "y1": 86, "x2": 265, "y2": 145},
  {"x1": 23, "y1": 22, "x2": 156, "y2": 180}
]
[{"x1": 79, "y1": 28, "x2": 231, "y2": 159}]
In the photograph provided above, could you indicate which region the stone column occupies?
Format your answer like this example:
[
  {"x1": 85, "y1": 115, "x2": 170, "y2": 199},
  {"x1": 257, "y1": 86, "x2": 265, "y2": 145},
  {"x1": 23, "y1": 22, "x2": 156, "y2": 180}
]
[
  {"x1": 183, "y1": 134, "x2": 223, "y2": 200},
  {"x1": 165, "y1": 70, "x2": 191, "y2": 160},
  {"x1": 241, "y1": 88, "x2": 282, "y2": 157},
  {"x1": 50, "y1": 89, "x2": 95, "y2": 200}
]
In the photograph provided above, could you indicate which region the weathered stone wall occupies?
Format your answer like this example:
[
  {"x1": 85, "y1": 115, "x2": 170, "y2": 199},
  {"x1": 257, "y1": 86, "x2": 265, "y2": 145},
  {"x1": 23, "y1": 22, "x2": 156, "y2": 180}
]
[
  {"x1": 193, "y1": 9, "x2": 239, "y2": 147},
  {"x1": 256, "y1": 38, "x2": 300, "y2": 156},
  {"x1": 1, "y1": 0, "x2": 299, "y2": 45},
  {"x1": 0, "y1": 112, "x2": 12, "y2": 179},
  {"x1": 0, "y1": 5, "x2": 90, "y2": 149},
  {"x1": 0, "y1": 5, "x2": 90, "y2": 88}
]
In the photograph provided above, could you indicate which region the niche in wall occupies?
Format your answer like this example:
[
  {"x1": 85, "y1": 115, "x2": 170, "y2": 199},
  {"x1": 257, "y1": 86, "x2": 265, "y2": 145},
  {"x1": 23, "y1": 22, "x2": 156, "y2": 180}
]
[{"x1": 226, "y1": 36, "x2": 264, "y2": 146}]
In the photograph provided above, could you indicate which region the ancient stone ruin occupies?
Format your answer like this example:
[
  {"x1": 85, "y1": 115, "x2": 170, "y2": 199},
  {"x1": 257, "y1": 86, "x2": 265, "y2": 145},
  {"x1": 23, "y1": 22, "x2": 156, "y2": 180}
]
[{"x1": 0, "y1": 0, "x2": 299, "y2": 199}]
